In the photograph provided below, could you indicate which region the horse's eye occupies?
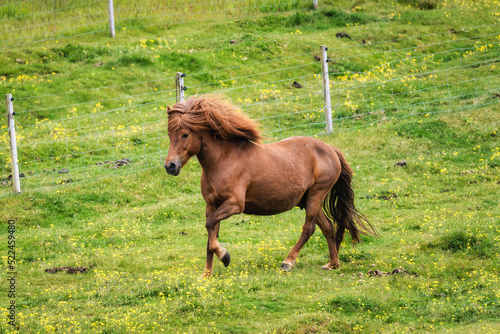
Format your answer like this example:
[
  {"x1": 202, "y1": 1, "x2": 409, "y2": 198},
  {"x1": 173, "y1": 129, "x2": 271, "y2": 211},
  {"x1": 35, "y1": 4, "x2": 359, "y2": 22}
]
[{"x1": 182, "y1": 133, "x2": 189, "y2": 138}]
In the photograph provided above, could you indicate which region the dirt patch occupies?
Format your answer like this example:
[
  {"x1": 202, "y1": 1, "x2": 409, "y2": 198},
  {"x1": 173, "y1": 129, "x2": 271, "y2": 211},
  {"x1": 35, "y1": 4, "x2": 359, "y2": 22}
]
[
  {"x1": 45, "y1": 266, "x2": 89, "y2": 274},
  {"x1": 234, "y1": 220, "x2": 251, "y2": 226},
  {"x1": 336, "y1": 32, "x2": 352, "y2": 39},
  {"x1": 367, "y1": 267, "x2": 419, "y2": 277},
  {"x1": 94, "y1": 158, "x2": 132, "y2": 168},
  {"x1": 394, "y1": 161, "x2": 407, "y2": 167},
  {"x1": 1, "y1": 173, "x2": 26, "y2": 182},
  {"x1": 361, "y1": 190, "x2": 399, "y2": 200}
]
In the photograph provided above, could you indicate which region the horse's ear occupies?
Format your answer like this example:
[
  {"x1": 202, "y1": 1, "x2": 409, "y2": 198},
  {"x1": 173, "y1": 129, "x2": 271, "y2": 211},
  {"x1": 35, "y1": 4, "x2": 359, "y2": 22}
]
[{"x1": 167, "y1": 106, "x2": 171, "y2": 112}]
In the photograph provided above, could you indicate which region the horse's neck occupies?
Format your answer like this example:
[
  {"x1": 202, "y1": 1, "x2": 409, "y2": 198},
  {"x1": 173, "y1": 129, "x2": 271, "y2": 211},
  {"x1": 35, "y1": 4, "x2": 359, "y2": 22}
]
[{"x1": 196, "y1": 133, "x2": 246, "y2": 172}]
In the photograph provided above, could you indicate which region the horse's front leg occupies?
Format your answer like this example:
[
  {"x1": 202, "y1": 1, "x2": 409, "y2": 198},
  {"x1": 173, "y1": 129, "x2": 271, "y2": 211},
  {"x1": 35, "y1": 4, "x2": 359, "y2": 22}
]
[{"x1": 204, "y1": 197, "x2": 243, "y2": 277}]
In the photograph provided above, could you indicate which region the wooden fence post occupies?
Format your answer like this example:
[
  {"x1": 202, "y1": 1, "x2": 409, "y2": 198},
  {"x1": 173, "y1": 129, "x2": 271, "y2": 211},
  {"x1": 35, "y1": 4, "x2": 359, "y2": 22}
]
[
  {"x1": 108, "y1": 0, "x2": 115, "y2": 38},
  {"x1": 320, "y1": 45, "x2": 333, "y2": 134},
  {"x1": 6, "y1": 94, "x2": 20, "y2": 193},
  {"x1": 176, "y1": 72, "x2": 186, "y2": 102}
]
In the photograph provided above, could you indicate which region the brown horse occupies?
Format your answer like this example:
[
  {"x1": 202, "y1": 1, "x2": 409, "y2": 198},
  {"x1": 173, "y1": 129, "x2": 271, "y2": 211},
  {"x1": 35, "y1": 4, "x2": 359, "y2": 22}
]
[{"x1": 164, "y1": 95, "x2": 376, "y2": 277}]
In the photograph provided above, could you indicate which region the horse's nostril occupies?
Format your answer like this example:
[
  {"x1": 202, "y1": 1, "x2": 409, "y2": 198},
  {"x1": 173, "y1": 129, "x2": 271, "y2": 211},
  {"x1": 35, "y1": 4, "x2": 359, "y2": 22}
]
[{"x1": 166, "y1": 162, "x2": 177, "y2": 174}]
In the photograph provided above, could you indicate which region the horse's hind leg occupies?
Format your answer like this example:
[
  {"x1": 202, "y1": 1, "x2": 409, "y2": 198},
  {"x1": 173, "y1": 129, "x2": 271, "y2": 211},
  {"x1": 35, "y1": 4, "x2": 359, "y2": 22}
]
[
  {"x1": 316, "y1": 211, "x2": 340, "y2": 270},
  {"x1": 281, "y1": 211, "x2": 316, "y2": 271},
  {"x1": 281, "y1": 190, "x2": 328, "y2": 271}
]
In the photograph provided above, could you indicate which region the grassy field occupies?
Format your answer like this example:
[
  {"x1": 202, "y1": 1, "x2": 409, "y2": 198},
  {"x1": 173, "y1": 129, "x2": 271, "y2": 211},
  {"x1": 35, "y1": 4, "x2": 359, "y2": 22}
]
[{"x1": 1, "y1": 0, "x2": 500, "y2": 333}]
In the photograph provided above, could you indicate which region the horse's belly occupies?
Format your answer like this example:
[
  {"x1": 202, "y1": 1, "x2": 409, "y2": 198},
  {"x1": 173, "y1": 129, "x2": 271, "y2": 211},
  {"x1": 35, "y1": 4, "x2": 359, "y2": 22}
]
[
  {"x1": 243, "y1": 187, "x2": 305, "y2": 216},
  {"x1": 243, "y1": 201, "x2": 293, "y2": 216}
]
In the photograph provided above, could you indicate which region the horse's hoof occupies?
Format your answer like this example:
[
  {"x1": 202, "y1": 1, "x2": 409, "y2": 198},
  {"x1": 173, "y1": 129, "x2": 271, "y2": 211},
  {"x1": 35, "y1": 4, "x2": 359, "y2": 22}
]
[
  {"x1": 280, "y1": 262, "x2": 293, "y2": 272},
  {"x1": 322, "y1": 262, "x2": 339, "y2": 270},
  {"x1": 322, "y1": 263, "x2": 340, "y2": 270},
  {"x1": 200, "y1": 269, "x2": 212, "y2": 279},
  {"x1": 198, "y1": 274, "x2": 210, "y2": 280},
  {"x1": 221, "y1": 251, "x2": 231, "y2": 267}
]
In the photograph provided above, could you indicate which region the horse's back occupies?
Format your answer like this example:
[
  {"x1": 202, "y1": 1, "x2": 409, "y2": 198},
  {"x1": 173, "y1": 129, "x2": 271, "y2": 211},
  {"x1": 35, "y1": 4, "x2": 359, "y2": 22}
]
[
  {"x1": 241, "y1": 136, "x2": 341, "y2": 215},
  {"x1": 266, "y1": 136, "x2": 339, "y2": 165}
]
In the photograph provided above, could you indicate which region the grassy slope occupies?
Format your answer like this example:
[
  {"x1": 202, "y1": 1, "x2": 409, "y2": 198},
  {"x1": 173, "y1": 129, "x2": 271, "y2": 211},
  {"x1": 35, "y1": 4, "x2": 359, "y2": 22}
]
[{"x1": 1, "y1": 0, "x2": 500, "y2": 333}]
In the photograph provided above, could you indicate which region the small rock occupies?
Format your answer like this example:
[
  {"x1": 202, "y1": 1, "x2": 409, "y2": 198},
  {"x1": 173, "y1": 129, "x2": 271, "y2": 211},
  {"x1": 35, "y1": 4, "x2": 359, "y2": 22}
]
[
  {"x1": 94, "y1": 62, "x2": 104, "y2": 67},
  {"x1": 230, "y1": 40, "x2": 238, "y2": 44},
  {"x1": 179, "y1": 231, "x2": 188, "y2": 236},
  {"x1": 292, "y1": 81, "x2": 303, "y2": 88},
  {"x1": 394, "y1": 161, "x2": 407, "y2": 167},
  {"x1": 336, "y1": 32, "x2": 352, "y2": 39},
  {"x1": 313, "y1": 55, "x2": 321, "y2": 61},
  {"x1": 16, "y1": 58, "x2": 26, "y2": 64},
  {"x1": 19, "y1": 173, "x2": 26, "y2": 178},
  {"x1": 57, "y1": 169, "x2": 69, "y2": 174}
]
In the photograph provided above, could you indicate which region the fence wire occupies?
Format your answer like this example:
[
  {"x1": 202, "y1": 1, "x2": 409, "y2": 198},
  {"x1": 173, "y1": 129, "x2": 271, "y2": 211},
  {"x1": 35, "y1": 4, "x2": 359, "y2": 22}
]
[
  {"x1": 0, "y1": 8, "x2": 499, "y2": 196},
  {"x1": 0, "y1": 0, "x2": 310, "y2": 50}
]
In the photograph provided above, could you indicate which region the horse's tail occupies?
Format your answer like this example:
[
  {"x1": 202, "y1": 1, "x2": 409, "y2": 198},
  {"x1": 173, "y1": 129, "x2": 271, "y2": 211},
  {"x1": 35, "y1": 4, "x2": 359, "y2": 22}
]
[{"x1": 323, "y1": 147, "x2": 378, "y2": 242}]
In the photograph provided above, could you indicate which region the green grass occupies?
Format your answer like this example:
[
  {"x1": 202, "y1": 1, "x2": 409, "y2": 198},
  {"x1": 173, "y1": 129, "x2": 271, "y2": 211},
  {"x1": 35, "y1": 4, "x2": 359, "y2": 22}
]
[{"x1": 1, "y1": 0, "x2": 500, "y2": 333}]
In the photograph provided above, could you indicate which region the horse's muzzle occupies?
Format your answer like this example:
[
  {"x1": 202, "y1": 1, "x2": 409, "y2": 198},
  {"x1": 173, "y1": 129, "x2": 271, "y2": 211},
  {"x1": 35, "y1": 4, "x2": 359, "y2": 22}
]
[{"x1": 165, "y1": 162, "x2": 180, "y2": 176}]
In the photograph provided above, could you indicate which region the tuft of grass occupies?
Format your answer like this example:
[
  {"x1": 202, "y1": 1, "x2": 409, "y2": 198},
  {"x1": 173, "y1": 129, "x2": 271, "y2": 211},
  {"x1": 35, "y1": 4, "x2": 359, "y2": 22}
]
[
  {"x1": 158, "y1": 52, "x2": 204, "y2": 72},
  {"x1": 53, "y1": 44, "x2": 110, "y2": 63},
  {"x1": 398, "y1": 0, "x2": 439, "y2": 10},
  {"x1": 327, "y1": 295, "x2": 383, "y2": 314},
  {"x1": 422, "y1": 231, "x2": 497, "y2": 259},
  {"x1": 116, "y1": 54, "x2": 154, "y2": 67},
  {"x1": 440, "y1": 231, "x2": 479, "y2": 252}
]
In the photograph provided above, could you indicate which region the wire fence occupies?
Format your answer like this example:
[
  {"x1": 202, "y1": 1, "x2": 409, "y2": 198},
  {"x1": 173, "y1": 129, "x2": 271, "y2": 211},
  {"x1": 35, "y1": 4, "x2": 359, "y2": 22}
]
[
  {"x1": 0, "y1": 0, "x2": 311, "y2": 50},
  {"x1": 1, "y1": 7, "x2": 499, "y2": 196}
]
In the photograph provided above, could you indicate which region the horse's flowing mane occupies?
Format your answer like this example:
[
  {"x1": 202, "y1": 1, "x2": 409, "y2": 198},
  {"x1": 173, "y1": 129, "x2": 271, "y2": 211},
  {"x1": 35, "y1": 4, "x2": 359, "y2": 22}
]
[{"x1": 167, "y1": 95, "x2": 262, "y2": 143}]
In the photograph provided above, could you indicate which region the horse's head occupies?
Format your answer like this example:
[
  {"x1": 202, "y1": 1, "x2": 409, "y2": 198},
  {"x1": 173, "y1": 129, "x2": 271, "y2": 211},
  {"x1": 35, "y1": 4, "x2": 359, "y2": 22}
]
[
  {"x1": 164, "y1": 107, "x2": 202, "y2": 176},
  {"x1": 164, "y1": 95, "x2": 262, "y2": 176}
]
